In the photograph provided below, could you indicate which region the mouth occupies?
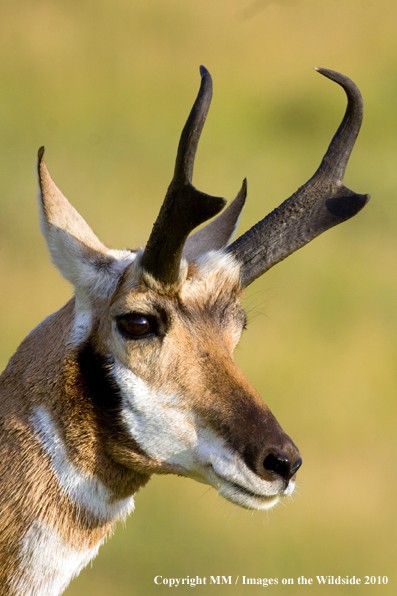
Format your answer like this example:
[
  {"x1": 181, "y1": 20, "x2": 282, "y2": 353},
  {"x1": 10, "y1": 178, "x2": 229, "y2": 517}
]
[
  {"x1": 217, "y1": 478, "x2": 280, "y2": 510},
  {"x1": 203, "y1": 465, "x2": 294, "y2": 511},
  {"x1": 163, "y1": 436, "x2": 298, "y2": 510}
]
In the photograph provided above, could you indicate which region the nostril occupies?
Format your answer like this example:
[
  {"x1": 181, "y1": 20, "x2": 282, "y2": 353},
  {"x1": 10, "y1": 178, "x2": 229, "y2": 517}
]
[
  {"x1": 263, "y1": 453, "x2": 291, "y2": 480},
  {"x1": 263, "y1": 453, "x2": 302, "y2": 481}
]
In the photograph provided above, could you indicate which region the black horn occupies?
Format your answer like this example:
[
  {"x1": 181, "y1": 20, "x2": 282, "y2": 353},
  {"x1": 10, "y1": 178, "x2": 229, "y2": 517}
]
[
  {"x1": 227, "y1": 68, "x2": 370, "y2": 288},
  {"x1": 141, "y1": 66, "x2": 226, "y2": 285}
]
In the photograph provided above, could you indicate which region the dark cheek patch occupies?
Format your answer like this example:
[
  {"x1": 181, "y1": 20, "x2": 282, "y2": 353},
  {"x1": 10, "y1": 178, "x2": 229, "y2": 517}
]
[
  {"x1": 76, "y1": 340, "x2": 147, "y2": 459},
  {"x1": 77, "y1": 340, "x2": 121, "y2": 411}
]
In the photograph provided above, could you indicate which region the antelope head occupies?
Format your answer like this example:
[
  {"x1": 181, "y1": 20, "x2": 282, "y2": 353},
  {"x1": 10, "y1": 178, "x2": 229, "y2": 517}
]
[{"x1": 37, "y1": 66, "x2": 368, "y2": 512}]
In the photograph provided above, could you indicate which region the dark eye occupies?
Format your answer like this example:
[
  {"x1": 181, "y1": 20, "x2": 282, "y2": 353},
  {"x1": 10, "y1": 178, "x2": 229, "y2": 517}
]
[{"x1": 116, "y1": 313, "x2": 157, "y2": 339}]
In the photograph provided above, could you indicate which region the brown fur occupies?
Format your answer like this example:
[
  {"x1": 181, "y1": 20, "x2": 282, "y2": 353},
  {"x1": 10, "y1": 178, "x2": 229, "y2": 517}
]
[{"x1": 0, "y1": 300, "x2": 150, "y2": 584}]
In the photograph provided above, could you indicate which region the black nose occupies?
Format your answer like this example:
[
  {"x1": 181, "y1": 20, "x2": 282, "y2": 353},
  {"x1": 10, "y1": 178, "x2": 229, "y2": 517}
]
[{"x1": 263, "y1": 453, "x2": 302, "y2": 482}]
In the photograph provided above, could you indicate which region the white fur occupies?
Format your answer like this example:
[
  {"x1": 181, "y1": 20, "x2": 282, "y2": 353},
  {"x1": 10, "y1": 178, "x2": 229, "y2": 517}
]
[
  {"x1": 115, "y1": 362, "x2": 199, "y2": 462},
  {"x1": 13, "y1": 519, "x2": 103, "y2": 596},
  {"x1": 194, "y1": 427, "x2": 293, "y2": 510},
  {"x1": 32, "y1": 406, "x2": 135, "y2": 522},
  {"x1": 68, "y1": 250, "x2": 137, "y2": 345},
  {"x1": 69, "y1": 306, "x2": 92, "y2": 345},
  {"x1": 73, "y1": 248, "x2": 136, "y2": 301},
  {"x1": 114, "y1": 362, "x2": 294, "y2": 510},
  {"x1": 194, "y1": 250, "x2": 240, "y2": 279}
]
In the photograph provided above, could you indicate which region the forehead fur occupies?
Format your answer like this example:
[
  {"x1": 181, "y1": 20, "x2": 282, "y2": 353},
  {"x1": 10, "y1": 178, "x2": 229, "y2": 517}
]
[
  {"x1": 114, "y1": 249, "x2": 242, "y2": 307},
  {"x1": 182, "y1": 251, "x2": 241, "y2": 299}
]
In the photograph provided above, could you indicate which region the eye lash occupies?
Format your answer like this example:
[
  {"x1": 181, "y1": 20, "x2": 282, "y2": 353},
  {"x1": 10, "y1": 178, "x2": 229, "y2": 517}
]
[{"x1": 242, "y1": 310, "x2": 248, "y2": 330}]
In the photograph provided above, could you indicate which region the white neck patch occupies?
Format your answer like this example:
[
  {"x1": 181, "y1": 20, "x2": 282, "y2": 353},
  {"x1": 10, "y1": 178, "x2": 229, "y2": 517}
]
[
  {"x1": 32, "y1": 406, "x2": 135, "y2": 522},
  {"x1": 13, "y1": 519, "x2": 103, "y2": 596}
]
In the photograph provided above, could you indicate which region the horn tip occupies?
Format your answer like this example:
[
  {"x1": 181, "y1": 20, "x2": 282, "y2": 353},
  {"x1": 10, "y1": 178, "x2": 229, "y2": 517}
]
[
  {"x1": 314, "y1": 66, "x2": 335, "y2": 80},
  {"x1": 199, "y1": 65, "x2": 212, "y2": 83},
  {"x1": 314, "y1": 67, "x2": 357, "y2": 91},
  {"x1": 38, "y1": 146, "x2": 45, "y2": 162}
]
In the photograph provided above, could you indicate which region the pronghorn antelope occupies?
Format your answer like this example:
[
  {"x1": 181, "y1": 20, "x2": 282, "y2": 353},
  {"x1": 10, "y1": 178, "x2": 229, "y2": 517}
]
[{"x1": 0, "y1": 66, "x2": 368, "y2": 596}]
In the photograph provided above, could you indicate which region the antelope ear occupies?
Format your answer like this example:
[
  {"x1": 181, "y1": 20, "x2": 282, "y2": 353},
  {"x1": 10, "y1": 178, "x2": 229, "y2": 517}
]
[
  {"x1": 183, "y1": 179, "x2": 247, "y2": 261},
  {"x1": 37, "y1": 147, "x2": 121, "y2": 297}
]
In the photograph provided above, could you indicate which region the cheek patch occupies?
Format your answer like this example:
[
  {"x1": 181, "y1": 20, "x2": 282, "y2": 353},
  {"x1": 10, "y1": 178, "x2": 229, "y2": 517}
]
[{"x1": 113, "y1": 361, "x2": 198, "y2": 462}]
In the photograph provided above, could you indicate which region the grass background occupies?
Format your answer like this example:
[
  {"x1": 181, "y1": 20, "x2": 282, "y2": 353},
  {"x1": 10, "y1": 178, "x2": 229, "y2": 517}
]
[{"x1": 0, "y1": 0, "x2": 396, "y2": 594}]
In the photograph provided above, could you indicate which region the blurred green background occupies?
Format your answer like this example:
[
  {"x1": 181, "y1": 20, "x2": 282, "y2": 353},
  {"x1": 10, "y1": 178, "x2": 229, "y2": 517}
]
[{"x1": 0, "y1": 0, "x2": 396, "y2": 594}]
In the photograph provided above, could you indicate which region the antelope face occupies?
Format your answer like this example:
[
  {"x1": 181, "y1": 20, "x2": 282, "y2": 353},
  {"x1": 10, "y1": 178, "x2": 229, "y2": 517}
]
[
  {"x1": 97, "y1": 253, "x2": 301, "y2": 510},
  {"x1": 38, "y1": 66, "x2": 368, "y2": 512}
]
